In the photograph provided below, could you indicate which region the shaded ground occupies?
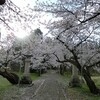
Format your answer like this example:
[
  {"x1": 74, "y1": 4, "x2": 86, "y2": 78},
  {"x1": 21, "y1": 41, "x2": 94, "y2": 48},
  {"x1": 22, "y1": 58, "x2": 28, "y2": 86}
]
[{"x1": 3, "y1": 70, "x2": 69, "y2": 100}]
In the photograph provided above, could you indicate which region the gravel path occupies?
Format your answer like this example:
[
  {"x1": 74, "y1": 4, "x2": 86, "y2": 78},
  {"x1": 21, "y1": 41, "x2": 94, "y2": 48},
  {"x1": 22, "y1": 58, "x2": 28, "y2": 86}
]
[{"x1": 3, "y1": 71, "x2": 69, "y2": 100}]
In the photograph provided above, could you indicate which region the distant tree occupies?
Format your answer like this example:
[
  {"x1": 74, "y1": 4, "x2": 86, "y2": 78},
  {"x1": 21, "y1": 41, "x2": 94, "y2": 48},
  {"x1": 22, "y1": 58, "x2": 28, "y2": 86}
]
[{"x1": 34, "y1": 28, "x2": 43, "y2": 36}]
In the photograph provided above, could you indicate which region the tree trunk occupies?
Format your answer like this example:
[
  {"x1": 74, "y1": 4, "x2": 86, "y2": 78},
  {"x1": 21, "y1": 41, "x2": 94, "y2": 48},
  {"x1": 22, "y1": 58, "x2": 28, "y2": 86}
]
[
  {"x1": 0, "y1": 70, "x2": 19, "y2": 84},
  {"x1": 82, "y1": 69, "x2": 100, "y2": 94},
  {"x1": 72, "y1": 55, "x2": 100, "y2": 94}
]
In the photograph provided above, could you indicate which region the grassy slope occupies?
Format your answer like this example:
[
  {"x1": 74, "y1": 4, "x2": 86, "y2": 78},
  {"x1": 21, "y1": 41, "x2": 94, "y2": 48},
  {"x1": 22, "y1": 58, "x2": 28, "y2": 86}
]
[
  {"x1": 0, "y1": 73, "x2": 39, "y2": 99},
  {"x1": 0, "y1": 76, "x2": 12, "y2": 99},
  {"x1": 63, "y1": 72, "x2": 100, "y2": 100}
]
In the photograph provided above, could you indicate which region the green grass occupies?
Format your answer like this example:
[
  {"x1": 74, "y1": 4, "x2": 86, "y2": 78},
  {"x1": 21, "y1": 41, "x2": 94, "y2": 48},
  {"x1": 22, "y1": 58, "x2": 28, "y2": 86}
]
[
  {"x1": 92, "y1": 76, "x2": 100, "y2": 87},
  {"x1": 63, "y1": 72, "x2": 100, "y2": 100},
  {"x1": 0, "y1": 72, "x2": 39, "y2": 99},
  {"x1": 0, "y1": 76, "x2": 11, "y2": 89},
  {"x1": 0, "y1": 76, "x2": 12, "y2": 99},
  {"x1": 67, "y1": 87, "x2": 100, "y2": 100},
  {"x1": 15, "y1": 71, "x2": 39, "y2": 81},
  {"x1": 30, "y1": 73, "x2": 39, "y2": 80},
  {"x1": 0, "y1": 71, "x2": 100, "y2": 100}
]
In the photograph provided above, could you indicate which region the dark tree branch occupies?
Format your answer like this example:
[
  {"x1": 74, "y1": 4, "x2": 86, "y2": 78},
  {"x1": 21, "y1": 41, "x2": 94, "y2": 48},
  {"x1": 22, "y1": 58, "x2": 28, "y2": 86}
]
[
  {"x1": 81, "y1": 12, "x2": 100, "y2": 23},
  {"x1": 56, "y1": 12, "x2": 100, "y2": 37},
  {"x1": 53, "y1": 52, "x2": 61, "y2": 62},
  {"x1": 0, "y1": 18, "x2": 13, "y2": 30},
  {"x1": 83, "y1": 52, "x2": 99, "y2": 68},
  {"x1": 53, "y1": 52, "x2": 77, "y2": 66},
  {"x1": 56, "y1": 36, "x2": 73, "y2": 52},
  {"x1": 73, "y1": 32, "x2": 92, "y2": 49},
  {"x1": 87, "y1": 60, "x2": 100, "y2": 68}
]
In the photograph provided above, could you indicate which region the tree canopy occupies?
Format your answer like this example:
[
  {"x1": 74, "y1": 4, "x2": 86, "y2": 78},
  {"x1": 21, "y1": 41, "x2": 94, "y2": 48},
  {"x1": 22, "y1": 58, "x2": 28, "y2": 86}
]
[{"x1": 0, "y1": 0, "x2": 100, "y2": 95}]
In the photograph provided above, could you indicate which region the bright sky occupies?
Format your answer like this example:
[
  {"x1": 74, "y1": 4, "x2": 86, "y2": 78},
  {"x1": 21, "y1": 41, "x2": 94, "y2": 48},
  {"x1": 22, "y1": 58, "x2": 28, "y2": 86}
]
[
  {"x1": 10, "y1": 0, "x2": 37, "y2": 38},
  {"x1": 11, "y1": 0, "x2": 35, "y2": 8},
  {"x1": 0, "y1": 0, "x2": 56, "y2": 39},
  {"x1": 13, "y1": 0, "x2": 56, "y2": 39}
]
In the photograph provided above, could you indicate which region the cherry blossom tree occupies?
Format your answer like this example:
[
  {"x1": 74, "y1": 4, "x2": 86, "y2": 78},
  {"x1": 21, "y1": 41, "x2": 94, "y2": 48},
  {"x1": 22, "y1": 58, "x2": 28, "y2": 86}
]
[
  {"x1": 35, "y1": 0, "x2": 100, "y2": 94},
  {"x1": 0, "y1": 36, "x2": 19, "y2": 84}
]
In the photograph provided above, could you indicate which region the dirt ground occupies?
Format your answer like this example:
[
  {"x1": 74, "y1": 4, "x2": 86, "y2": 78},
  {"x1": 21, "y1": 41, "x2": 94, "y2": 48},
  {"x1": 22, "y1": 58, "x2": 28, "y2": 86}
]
[{"x1": 3, "y1": 70, "x2": 70, "y2": 100}]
